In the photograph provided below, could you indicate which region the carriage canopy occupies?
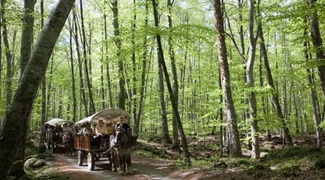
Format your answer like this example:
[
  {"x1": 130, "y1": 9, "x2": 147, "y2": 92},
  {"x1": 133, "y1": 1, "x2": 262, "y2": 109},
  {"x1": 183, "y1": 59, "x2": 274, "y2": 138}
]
[
  {"x1": 75, "y1": 108, "x2": 130, "y2": 126},
  {"x1": 45, "y1": 118, "x2": 74, "y2": 126}
]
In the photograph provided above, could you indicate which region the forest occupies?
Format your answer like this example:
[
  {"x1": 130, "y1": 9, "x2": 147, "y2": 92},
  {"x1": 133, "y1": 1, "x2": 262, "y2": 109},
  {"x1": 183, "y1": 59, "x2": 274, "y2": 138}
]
[{"x1": 0, "y1": 0, "x2": 325, "y2": 179}]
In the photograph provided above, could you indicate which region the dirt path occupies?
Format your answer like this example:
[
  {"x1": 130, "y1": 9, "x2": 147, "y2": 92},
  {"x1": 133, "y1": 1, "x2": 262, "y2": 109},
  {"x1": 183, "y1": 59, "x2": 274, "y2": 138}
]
[{"x1": 50, "y1": 153, "x2": 182, "y2": 180}]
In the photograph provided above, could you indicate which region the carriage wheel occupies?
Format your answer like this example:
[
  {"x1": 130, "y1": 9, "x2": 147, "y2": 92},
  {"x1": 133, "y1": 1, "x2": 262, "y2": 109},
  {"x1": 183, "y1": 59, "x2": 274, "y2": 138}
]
[
  {"x1": 87, "y1": 152, "x2": 95, "y2": 170},
  {"x1": 77, "y1": 150, "x2": 83, "y2": 166}
]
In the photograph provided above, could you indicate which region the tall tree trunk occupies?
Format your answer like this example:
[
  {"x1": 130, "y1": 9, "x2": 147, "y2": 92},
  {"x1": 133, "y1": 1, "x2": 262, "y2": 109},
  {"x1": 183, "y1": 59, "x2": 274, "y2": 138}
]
[
  {"x1": 100, "y1": 13, "x2": 106, "y2": 109},
  {"x1": 157, "y1": 62, "x2": 169, "y2": 142},
  {"x1": 259, "y1": 49, "x2": 271, "y2": 140},
  {"x1": 135, "y1": 0, "x2": 149, "y2": 135},
  {"x1": 46, "y1": 56, "x2": 54, "y2": 117},
  {"x1": 257, "y1": 4, "x2": 293, "y2": 146},
  {"x1": 213, "y1": 0, "x2": 242, "y2": 158},
  {"x1": 79, "y1": 0, "x2": 95, "y2": 114},
  {"x1": 164, "y1": 0, "x2": 175, "y2": 144},
  {"x1": 69, "y1": 18, "x2": 77, "y2": 122},
  {"x1": 247, "y1": 0, "x2": 259, "y2": 159},
  {"x1": 0, "y1": 3, "x2": 2, "y2": 105},
  {"x1": 111, "y1": 0, "x2": 126, "y2": 110},
  {"x1": 104, "y1": 10, "x2": 113, "y2": 108},
  {"x1": 307, "y1": 0, "x2": 325, "y2": 97},
  {"x1": 303, "y1": 29, "x2": 323, "y2": 147},
  {"x1": 2, "y1": 0, "x2": 12, "y2": 110},
  {"x1": 131, "y1": 0, "x2": 137, "y2": 131},
  {"x1": 73, "y1": 9, "x2": 88, "y2": 116},
  {"x1": 17, "y1": 0, "x2": 36, "y2": 168},
  {"x1": 152, "y1": 0, "x2": 191, "y2": 166},
  {"x1": 0, "y1": 0, "x2": 75, "y2": 178},
  {"x1": 39, "y1": 0, "x2": 47, "y2": 149}
]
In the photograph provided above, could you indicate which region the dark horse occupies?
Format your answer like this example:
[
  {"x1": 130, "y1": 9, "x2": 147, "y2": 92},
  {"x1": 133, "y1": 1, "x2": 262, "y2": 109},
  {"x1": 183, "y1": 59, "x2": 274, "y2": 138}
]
[{"x1": 109, "y1": 127, "x2": 137, "y2": 174}]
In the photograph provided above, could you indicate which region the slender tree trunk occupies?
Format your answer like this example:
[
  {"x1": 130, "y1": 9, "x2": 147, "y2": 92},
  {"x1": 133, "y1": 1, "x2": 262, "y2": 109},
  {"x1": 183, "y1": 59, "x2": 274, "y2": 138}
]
[
  {"x1": 307, "y1": 0, "x2": 325, "y2": 97},
  {"x1": 131, "y1": 0, "x2": 137, "y2": 131},
  {"x1": 39, "y1": 0, "x2": 47, "y2": 149},
  {"x1": 246, "y1": 0, "x2": 259, "y2": 159},
  {"x1": 73, "y1": 9, "x2": 88, "y2": 116},
  {"x1": 103, "y1": 11, "x2": 113, "y2": 108},
  {"x1": 69, "y1": 18, "x2": 77, "y2": 122},
  {"x1": 157, "y1": 62, "x2": 169, "y2": 142},
  {"x1": 111, "y1": 0, "x2": 126, "y2": 110},
  {"x1": 100, "y1": 13, "x2": 106, "y2": 110},
  {"x1": 213, "y1": 0, "x2": 242, "y2": 158},
  {"x1": 257, "y1": 5, "x2": 293, "y2": 146},
  {"x1": 2, "y1": 0, "x2": 12, "y2": 110},
  {"x1": 79, "y1": 0, "x2": 95, "y2": 114},
  {"x1": 0, "y1": 0, "x2": 75, "y2": 178},
  {"x1": 303, "y1": 29, "x2": 323, "y2": 147},
  {"x1": 0, "y1": 1, "x2": 2, "y2": 132},
  {"x1": 135, "y1": 0, "x2": 149, "y2": 135},
  {"x1": 152, "y1": 0, "x2": 191, "y2": 166},
  {"x1": 46, "y1": 56, "x2": 54, "y2": 117},
  {"x1": 16, "y1": 0, "x2": 36, "y2": 168},
  {"x1": 164, "y1": 0, "x2": 175, "y2": 144}
]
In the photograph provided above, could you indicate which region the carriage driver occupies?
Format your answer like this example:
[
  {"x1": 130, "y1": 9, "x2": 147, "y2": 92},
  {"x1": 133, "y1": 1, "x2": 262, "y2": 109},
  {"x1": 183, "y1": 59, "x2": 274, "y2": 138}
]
[
  {"x1": 115, "y1": 116, "x2": 132, "y2": 144},
  {"x1": 115, "y1": 116, "x2": 131, "y2": 132}
]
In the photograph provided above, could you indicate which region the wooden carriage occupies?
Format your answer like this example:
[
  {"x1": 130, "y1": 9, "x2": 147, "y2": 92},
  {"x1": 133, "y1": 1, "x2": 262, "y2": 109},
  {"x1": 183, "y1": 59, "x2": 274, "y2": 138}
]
[
  {"x1": 74, "y1": 108, "x2": 130, "y2": 170},
  {"x1": 44, "y1": 118, "x2": 74, "y2": 153}
]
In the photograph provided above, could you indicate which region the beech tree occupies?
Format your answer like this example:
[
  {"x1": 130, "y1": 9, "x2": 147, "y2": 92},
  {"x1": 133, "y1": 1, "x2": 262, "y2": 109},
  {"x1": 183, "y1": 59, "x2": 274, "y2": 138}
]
[
  {"x1": 213, "y1": 0, "x2": 242, "y2": 158},
  {"x1": 0, "y1": 0, "x2": 75, "y2": 178}
]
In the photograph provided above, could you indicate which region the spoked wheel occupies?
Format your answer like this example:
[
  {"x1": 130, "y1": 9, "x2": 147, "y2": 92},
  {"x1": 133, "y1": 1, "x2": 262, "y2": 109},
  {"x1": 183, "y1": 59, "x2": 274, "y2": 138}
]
[
  {"x1": 77, "y1": 150, "x2": 83, "y2": 166},
  {"x1": 87, "y1": 152, "x2": 95, "y2": 170}
]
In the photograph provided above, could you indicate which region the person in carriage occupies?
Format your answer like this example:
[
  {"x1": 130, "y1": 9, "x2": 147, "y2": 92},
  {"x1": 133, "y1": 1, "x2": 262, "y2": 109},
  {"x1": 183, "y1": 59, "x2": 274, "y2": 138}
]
[
  {"x1": 61, "y1": 123, "x2": 73, "y2": 144},
  {"x1": 94, "y1": 119, "x2": 109, "y2": 148},
  {"x1": 106, "y1": 122, "x2": 115, "y2": 136},
  {"x1": 53, "y1": 123, "x2": 63, "y2": 142},
  {"x1": 80, "y1": 122, "x2": 93, "y2": 136},
  {"x1": 114, "y1": 116, "x2": 133, "y2": 145}
]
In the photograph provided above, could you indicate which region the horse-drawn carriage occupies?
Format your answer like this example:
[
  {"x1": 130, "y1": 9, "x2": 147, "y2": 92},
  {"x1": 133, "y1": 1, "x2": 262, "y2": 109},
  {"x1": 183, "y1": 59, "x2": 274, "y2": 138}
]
[
  {"x1": 74, "y1": 108, "x2": 138, "y2": 173},
  {"x1": 44, "y1": 118, "x2": 74, "y2": 153}
]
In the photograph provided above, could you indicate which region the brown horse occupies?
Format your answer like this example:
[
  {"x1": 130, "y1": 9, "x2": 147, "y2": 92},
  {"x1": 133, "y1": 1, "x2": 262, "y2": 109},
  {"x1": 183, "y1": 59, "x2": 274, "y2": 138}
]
[{"x1": 109, "y1": 127, "x2": 137, "y2": 174}]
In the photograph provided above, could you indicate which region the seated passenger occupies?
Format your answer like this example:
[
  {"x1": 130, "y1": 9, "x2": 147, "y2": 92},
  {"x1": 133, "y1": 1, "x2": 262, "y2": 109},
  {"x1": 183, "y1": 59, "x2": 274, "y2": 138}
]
[
  {"x1": 94, "y1": 120, "x2": 107, "y2": 148},
  {"x1": 95, "y1": 120, "x2": 107, "y2": 135},
  {"x1": 106, "y1": 122, "x2": 115, "y2": 135},
  {"x1": 82, "y1": 123, "x2": 93, "y2": 136},
  {"x1": 62, "y1": 123, "x2": 73, "y2": 143}
]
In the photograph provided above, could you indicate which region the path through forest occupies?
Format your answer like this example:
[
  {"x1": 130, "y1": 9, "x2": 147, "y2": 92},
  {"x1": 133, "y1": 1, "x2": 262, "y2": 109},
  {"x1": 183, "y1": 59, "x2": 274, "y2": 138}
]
[{"x1": 49, "y1": 153, "x2": 185, "y2": 180}]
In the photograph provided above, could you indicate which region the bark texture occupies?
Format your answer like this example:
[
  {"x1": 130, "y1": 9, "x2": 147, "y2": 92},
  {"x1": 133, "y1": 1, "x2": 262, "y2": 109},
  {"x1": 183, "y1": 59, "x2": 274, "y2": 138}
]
[
  {"x1": 151, "y1": 0, "x2": 191, "y2": 166},
  {"x1": 0, "y1": 0, "x2": 75, "y2": 178},
  {"x1": 213, "y1": 0, "x2": 242, "y2": 157},
  {"x1": 307, "y1": 0, "x2": 325, "y2": 96}
]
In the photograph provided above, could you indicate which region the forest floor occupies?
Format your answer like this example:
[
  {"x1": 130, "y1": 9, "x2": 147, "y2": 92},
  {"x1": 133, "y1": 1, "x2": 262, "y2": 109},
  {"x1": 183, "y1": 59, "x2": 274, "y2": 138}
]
[{"x1": 21, "y1": 133, "x2": 325, "y2": 179}]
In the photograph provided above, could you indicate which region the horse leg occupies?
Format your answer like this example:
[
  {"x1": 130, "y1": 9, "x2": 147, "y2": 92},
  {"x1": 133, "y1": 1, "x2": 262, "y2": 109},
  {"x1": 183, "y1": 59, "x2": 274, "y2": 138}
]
[
  {"x1": 111, "y1": 151, "x2": 118, "y2": 172},
  {"x1": 125, "y1": 148, "x2": 132, "y2": 174},
  {"x1": 118, "y1": 150, "x2": 126, "y2": 174}
]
